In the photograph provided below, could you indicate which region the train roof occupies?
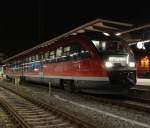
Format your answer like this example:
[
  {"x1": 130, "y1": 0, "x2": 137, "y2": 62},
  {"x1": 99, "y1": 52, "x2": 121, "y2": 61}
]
[{"x1": 3, "y1": 19, "x2": 132, "y2": 63}]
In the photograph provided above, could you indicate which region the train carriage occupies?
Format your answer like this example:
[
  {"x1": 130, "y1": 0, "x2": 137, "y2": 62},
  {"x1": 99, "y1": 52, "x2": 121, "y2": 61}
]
[{"x1": 3, "y1": 19, "x2": 136, "y2": 94}]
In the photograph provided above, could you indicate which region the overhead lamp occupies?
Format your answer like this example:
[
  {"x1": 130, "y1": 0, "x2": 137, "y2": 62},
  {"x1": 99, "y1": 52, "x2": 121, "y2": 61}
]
[
  {"x1": 115, "y1": 33, "x2": 121, "y2": 36},
  {"x1": 103, "y1": 32, "x2": 110, "y2": 36},
  {"x1": 136, "y1": 42, "x2": 145, "y2": 50}
]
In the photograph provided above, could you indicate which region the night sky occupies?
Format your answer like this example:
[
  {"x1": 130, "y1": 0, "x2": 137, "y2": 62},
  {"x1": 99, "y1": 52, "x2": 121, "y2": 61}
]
[{"x1": 0, "y1": 1, "x2": 150, "y2": 58}]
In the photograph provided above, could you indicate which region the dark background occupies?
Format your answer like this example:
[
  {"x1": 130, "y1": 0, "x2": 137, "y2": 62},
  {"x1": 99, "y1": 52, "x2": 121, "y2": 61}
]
[{"x1": 0, "y1": 0, "x2": 150, "y2": 58}]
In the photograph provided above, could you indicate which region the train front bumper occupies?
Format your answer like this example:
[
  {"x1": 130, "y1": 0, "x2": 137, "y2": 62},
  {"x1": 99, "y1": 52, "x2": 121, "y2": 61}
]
[{"x1": 108, "y1": 70, "x2": 136, "y2": 89}]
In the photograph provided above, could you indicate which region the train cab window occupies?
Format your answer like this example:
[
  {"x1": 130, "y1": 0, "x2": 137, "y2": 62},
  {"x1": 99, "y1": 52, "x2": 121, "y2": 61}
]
[{"x1": 91, "y1": 40, "x2": 127, "y2": 53}]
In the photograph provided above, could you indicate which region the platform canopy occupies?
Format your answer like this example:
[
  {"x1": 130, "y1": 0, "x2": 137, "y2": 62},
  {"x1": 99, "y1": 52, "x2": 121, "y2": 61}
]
[
  {"x1": 115, "y1": 24, "x2": 150, "y2": 42},
  {"x1": 3, "y1": 19, "x2": 132, "y2": 63}
]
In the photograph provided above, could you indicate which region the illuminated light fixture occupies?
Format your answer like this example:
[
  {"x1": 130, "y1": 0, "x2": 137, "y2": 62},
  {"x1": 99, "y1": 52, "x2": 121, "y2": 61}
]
[
  {"x1": 103, "y1": 32, "x2": 110, "y2": 36},
  {"x1": 105, "y1": 61, "x2": 113, "y2": 68},
  {"x1": 136, "y1": 42, "x2": 145, "y2": 50},
  {"x1": 129, "y1": 39, "x2": 150, "y2": 47},
  {"x1": 115, "y1": 33, "x2": 121, "y2": 36},
  {"x1": 128, "y1": 62, "x2": 135, "y2": 67},
  {"x1": 34, "y1": 68, "x2": 39, "y2": 71},
  {"x1": 72, "y1": 33, "x2": 77, "y2": 35}
]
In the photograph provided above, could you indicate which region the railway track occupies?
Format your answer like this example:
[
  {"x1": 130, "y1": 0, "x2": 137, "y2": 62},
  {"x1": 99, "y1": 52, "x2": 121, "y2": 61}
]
[
  {"x1": 98, "y1": 95, "x2": 150, "y2": 113},
  {"x1": 0, "y1": 105, "x2": 15, "y2": 128},
  {"x1": 77, "y1": 91, "x2": 150, "y2": 113},
  {"x1": 0, "y1": 86, "x2": 96, "y2": 128},
  {"x1": 128, "y1": 87, "x2": 150, "y2": 104},
  {"x1": 22, "y1": 82, "x2": 150, "y2": 113},
  {"x1": 1, "y1": 80, "x2": 150, "y2": 128}
]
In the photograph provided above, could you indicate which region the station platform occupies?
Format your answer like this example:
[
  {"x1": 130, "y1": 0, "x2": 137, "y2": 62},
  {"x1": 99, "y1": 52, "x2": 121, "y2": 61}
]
[
  {"x1": 135, "y1": 78, "x2": 150, "y2": 90},
  {"x1": 137, "y1": 78, "x2": 150, "y2": 86}
]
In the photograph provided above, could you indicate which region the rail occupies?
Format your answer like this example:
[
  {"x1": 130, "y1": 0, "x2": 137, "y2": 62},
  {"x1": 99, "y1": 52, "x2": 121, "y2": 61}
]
[
  {"x1": 0, "y1": 84, "x2": 97, "y2": 128},
  {"x1": 0, "y1": 97, "x2": 31, "y2": 128}
]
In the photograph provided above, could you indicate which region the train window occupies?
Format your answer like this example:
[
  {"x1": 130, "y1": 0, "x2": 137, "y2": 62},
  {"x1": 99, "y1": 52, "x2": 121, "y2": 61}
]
[
  {"x1": 70, "y1": 43, "x2": 90, "y2": 60},
  {"x1": 32, "y1": 56, "x2": 35, "y2": 61},
  {"x1": 42, "y1": 53, "x2": 47, "y2": 64},
  {"x1": 38, "y1": 53, "x2": 44, "y2": 60},
  {"x1": 92, "y1": 40, "x2": 127, "y2": 53},
  {"x1": 41, "y1": 54, "x2": 44, "y2": 60},
  {"x1": 29, "y1": 63, "x2": 31, "y2": 71},
  {"x1": 49, "y1": 51, "x2": 55, "y2": 59},
  {"x1": 56, "y1": 47, "x2": 63, "y2": 62},
  {"x1": 28, "y1": 62, "x2": 33, "y2": 71},
  {"x1": 56, "y1": 47, "x2": 62, "y2": 57},
  {"x1": 23, "y1": 59, "x2": 26, "y2": 64},
  {"x1": 47, "y1": 51, "x2": 55, "y2": 63},
  {"x1": 35, "y1": 54, "x2": 39, "y2": 60},
  {"x1": 38, "y1": 54, "x2": 41, "y2": 60},
  {"x1": 26, "y1": 64, "x2": 28, "y2": 71},
  {"x1": 45, "y1": 51, "x2": 49, "y2": 59},
  {"x1": 31, "y1": 63, "x2": 35, "y2": 71},
  {"x1": 33, "y1": 63, "x2": 39, "y2": 71},
  {"x1": 62, "y1": 46, "x2": 71, "y2": 61},
  {"x1": 64, "y1": 46, "x2": 70, "y2": 52},
  {"x1": 71, "y1": 43, "x2": 82, "y2": 52},
  {"x1": 25, "y1": 58, "x2": 28, "y2": 63},
  {"x1": 92, "y1": 40, "x2": 100, "y2": 48},
  {"x1": 29, "y1": 57, "x2": 32, "y2": 62}
]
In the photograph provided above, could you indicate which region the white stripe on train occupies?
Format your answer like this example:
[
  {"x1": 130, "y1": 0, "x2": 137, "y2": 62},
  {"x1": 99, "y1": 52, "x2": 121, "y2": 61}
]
[{"x1": 23, "y1": 74, "x2": 109, "y2": 81}]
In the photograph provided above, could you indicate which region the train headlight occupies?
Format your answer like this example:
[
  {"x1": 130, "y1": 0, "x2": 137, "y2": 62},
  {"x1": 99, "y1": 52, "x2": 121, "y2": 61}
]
[
  {"x1": 128, "y1": 62, "x2": 135, "y2": 68},
  {"x1": 105, "y1": 61, "x2": 113, "y2": 68}
]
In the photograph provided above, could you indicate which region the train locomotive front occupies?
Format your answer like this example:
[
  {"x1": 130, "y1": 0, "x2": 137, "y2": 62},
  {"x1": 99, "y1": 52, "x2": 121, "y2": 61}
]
[{"x1": 83, "y1": 32, "x2": 136, "y2": 94}]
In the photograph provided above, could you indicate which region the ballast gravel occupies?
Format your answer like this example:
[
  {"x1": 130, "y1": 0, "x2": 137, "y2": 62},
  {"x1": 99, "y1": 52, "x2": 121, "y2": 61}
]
[{"x1": 1, "y1": 81, "x2": 150, "y2": 128}]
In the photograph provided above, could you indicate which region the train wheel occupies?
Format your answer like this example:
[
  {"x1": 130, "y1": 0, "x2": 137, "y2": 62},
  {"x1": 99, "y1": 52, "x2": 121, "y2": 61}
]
[{"x1": 63, "y1": 80, "x2": 75, "y2": 93}]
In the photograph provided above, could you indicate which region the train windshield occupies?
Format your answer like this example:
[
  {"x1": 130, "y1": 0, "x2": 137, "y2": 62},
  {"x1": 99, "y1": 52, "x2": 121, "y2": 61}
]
[
  {"x1": 84, "y1": 32, "x2": 128, "y2": 54},
  {"x1": 91, "y1": 40, "x2": 127, "y2": 53}
]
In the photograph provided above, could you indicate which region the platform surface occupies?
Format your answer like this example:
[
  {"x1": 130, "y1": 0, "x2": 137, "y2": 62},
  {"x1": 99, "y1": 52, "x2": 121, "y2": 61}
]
[{"x1": 137, "y1": 78, "x2": 150, "y2": 86}]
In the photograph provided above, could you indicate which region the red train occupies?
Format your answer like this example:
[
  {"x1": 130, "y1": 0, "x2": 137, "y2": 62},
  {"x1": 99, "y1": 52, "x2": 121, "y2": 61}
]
[{"x1": 2, "y1": 19, "x2": 136, "y2": 94}]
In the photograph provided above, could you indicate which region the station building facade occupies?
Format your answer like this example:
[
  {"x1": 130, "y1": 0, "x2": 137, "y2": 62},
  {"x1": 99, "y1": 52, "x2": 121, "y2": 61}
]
[{"x1": 124, "y1": 28, "x2": 150, "y2": 78}]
